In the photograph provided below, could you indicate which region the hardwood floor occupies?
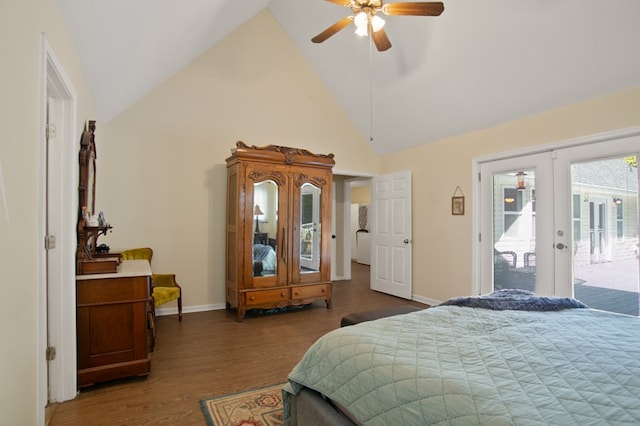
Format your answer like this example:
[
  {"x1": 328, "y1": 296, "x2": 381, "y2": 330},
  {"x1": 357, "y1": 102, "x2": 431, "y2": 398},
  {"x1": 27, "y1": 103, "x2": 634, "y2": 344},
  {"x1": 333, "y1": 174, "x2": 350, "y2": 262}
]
[{"x1": 49, "y1": 263, "x2": 427, "y2": 425}]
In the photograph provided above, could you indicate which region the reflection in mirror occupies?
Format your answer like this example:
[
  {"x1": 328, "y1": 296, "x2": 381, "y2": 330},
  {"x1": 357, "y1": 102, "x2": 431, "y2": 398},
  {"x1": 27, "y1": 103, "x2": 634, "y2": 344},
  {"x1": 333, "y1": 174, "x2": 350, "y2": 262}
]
[
  {"x1": 78, "y1": 120, "x2": 97, "y2": 218},
  {"x1": 252, "y1": 180, "x2": 278, "y2": 277},
  {"x1": 300, "y1": 183, "x2": 321, "y2": 273},
  {"x1": 87, "y1": 156, "x2": 95, "y2": 216}
]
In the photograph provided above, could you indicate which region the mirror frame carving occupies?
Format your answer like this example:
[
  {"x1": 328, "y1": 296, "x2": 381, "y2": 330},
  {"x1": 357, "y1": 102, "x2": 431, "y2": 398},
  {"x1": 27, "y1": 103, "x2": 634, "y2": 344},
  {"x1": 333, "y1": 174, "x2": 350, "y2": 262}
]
[{"x1": 76, "y1": 121, "x2": 116, "y2": 274}]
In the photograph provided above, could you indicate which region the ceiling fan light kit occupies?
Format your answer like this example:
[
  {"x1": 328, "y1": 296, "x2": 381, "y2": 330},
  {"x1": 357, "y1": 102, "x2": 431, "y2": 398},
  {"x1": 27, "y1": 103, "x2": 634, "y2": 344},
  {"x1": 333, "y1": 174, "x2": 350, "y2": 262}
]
[
  {"x1": 354, "y1": 11, "x2": 370, "y2": 35},
  {"x1": 312, "y1": 0, "x2": 444, "y2": 52}
]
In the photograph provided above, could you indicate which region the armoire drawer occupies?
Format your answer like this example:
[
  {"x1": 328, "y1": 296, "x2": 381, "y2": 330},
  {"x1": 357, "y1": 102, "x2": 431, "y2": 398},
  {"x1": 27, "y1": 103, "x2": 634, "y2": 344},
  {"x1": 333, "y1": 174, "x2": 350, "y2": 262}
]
[
  {"x1": 245, "y1": 288, "x2": 290, "y2": 306},
  {"x1": 291, "y1": 284, "x2": 329, "y2": 300}
]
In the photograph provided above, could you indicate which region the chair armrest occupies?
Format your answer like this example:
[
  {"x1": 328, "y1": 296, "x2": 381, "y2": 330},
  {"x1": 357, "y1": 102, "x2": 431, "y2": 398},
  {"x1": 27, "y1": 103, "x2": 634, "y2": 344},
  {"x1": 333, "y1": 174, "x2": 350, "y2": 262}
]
[{"x1": 151, "y1": 273, "x2": 181, "y2": 289}]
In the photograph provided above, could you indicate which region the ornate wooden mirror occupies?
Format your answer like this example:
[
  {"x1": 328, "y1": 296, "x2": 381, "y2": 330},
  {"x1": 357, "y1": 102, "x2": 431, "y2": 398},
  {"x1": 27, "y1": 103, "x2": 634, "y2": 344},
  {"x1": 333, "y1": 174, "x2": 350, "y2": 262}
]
[
  {"x1": 78, "y1": 120, "x2": 96, "y2": 219},
  {"x1": 76, "y1": 121, "x2": 117, "y2": 274}
]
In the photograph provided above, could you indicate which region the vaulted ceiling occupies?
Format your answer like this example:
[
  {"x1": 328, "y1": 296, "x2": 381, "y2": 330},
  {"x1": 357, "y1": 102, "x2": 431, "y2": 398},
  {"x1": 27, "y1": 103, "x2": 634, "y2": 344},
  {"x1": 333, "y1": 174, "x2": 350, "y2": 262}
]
[{"x1": 57, "y1": 0, "x2": 640, "y2": 154}]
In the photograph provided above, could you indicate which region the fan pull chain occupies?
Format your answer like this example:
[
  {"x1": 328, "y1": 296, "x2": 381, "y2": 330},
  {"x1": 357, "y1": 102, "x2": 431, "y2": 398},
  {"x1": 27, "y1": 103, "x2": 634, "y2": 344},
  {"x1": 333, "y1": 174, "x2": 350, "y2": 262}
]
[{"x1": 369, "y1": 34, "x2": 374, "y2": 143}]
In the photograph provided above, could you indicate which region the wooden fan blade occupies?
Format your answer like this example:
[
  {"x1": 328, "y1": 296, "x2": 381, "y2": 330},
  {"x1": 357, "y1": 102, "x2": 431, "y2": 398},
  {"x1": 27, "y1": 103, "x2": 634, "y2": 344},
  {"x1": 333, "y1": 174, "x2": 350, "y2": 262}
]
[
  {"x1": 312, "y1": 17, "x2": 354, "y2": 43},
  {"x1": 370, "y1": 27, "x2": 392, "y2": 52},
  {"x1": 382, "y1": 2, "x2": 444, "y2": 16},
  {"x1": 324, "y1": 0, "x2": 352, "y2": 5}
]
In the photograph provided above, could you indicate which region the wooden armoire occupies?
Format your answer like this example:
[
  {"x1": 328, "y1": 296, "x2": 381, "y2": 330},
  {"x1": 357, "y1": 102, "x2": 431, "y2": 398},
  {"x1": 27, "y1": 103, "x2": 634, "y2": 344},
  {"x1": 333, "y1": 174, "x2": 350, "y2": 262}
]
[{"x1": 225, "y1": 141, "x2": 335, "y2": 321}]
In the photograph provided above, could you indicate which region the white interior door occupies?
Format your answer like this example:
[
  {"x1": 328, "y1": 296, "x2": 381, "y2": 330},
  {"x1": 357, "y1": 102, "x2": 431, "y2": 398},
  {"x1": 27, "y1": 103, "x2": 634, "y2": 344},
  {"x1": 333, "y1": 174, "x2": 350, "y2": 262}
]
[
  {"x1": 370, "y1": 171, "x2": 412, "y2": 299},
  {"x1": 46, "y1": 97, "x2": 64, "y2": 402}
]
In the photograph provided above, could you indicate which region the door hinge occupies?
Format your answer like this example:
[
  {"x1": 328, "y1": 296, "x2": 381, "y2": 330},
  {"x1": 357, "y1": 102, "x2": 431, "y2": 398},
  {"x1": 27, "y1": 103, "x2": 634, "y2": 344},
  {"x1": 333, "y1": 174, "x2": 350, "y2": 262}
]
[
  {"x1": 46, "y1": 346, "x2": 56, "y2": 361},
  {"x1": 46, "y1": 124, "x2": 57, "y2": 140},
  {"x1": 44, "y1": 235, "x2": 56, "y2": 250},
  {"x1": 478, "y1": 172, "x2": 481, "y2": 182},
  {"x1": 478, "y1": 233, "x2": 482, "y2": 242}
]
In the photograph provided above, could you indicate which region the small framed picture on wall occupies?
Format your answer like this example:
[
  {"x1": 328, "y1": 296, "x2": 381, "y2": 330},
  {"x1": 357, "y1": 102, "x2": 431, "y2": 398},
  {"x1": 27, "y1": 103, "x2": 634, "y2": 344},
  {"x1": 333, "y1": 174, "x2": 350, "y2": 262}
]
[
  {"x1": 452, "y1": 196, "x2": 465, "y2": 215},
  {"x1": 451, "y1": 186, "x2": 465, "y2": 215}
]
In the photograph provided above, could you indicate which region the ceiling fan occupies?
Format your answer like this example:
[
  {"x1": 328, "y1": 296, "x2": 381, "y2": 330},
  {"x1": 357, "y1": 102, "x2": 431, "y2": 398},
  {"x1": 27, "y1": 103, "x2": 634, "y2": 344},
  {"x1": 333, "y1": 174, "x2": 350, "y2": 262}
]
[{"x1": 311, "y1": 0, "x2": 444, "y2": 52}]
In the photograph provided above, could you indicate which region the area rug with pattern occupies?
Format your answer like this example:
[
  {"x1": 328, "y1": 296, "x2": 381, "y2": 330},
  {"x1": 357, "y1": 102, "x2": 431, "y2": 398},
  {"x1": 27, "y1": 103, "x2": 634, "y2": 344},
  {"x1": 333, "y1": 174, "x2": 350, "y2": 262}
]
[{"x1": 200, "y1": 383, "x2": 285, "y2": 426}]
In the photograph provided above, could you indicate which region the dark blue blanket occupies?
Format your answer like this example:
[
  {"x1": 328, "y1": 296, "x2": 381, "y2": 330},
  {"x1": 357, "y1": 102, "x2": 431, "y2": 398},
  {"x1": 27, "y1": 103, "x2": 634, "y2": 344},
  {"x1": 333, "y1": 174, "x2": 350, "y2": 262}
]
[{"x1": 439, "y1": 289, "x2": 588, "y2": 311}]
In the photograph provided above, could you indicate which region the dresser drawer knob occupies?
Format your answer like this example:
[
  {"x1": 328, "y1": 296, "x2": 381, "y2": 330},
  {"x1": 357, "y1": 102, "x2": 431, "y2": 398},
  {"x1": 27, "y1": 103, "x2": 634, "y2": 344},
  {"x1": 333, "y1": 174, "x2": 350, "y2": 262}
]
[
  {"x1": 281, "y1": 292, "x2": 286, "y2": 297},
  {"x1": 249, "y1": 296, "x2": 255, "y2": 301}
]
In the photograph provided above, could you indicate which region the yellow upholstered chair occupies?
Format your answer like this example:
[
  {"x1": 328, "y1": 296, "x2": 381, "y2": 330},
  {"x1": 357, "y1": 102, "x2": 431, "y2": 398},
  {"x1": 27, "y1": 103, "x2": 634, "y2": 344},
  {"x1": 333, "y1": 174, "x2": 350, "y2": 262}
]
[
  {"x1": 149, "y1": 273, "x2": 182, "y2": 321},
  {"x1": 120, "y1": 248, "x2": 183, "y2": 321},
  {"x1": 120, "y1": 247, "x2": 154, "y2": 262}
]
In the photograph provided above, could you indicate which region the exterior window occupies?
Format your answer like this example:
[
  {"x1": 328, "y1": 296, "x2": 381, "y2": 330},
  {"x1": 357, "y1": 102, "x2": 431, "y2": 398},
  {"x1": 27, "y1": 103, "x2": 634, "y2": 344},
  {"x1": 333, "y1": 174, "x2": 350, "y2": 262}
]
[
  {"x1": 616, "y1": 202, "x2": 623, "y2": 239},
  {"x1": 503, "y1": 188, "x2": 522, "y2": 231},
  {"x1": 503, "y1": 188, "x2": 522, "y2": 232},
  {"x1": 573, "y1": 194, "x2": 581, "y2": 241}
]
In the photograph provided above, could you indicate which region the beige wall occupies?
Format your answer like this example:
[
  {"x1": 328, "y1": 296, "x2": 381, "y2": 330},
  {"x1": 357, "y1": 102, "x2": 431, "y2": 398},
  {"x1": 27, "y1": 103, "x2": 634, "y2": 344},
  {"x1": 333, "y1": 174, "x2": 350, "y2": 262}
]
[
  {"x1": 0, "y1": 0, "x2": 99, "y2": 423},
  {"x1": 101, "y1": 9, "x2": 640, "y2": 309},
  {"x1": 382, "y1": 86, "x2": 640, "y2": 303},
  {"x1": 100, "y1": 10, "x2": 379, "y2": 310}
]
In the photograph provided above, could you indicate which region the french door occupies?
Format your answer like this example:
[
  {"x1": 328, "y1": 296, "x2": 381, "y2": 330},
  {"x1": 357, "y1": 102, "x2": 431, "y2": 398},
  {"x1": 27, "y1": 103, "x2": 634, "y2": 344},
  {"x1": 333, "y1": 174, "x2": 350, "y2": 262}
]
[{"x1": 480, "y1": 134, "x2": 640, "y2": 316}]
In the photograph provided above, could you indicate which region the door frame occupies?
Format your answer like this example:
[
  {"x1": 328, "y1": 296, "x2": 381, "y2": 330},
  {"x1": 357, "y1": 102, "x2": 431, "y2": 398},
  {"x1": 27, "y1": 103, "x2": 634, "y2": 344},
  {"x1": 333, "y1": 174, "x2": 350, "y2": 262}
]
[
  {"x1": 332, "y1": 171, "x2": 375, "y2": 281},
  {"x1": 472, "y1": 125, "x2": 640, "y2": 295},
  {"x1": 39, "y1": 34, "x2": 78, "y2": 417}
]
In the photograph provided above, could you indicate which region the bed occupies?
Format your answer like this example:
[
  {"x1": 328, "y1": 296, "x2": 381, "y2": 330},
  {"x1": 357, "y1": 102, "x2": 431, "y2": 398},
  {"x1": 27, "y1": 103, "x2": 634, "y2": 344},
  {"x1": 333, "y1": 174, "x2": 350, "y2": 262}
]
[
  {"x1": 284, "y1": 290, "x2": 640, "y2": 425},
  {"x1": 252, "y1": 243, "x2": 276, "y2": 275}
]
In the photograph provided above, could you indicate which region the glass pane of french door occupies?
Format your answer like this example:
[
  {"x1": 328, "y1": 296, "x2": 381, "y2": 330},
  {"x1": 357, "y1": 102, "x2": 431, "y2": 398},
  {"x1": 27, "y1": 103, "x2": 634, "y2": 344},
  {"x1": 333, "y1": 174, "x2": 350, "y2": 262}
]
[
  {"x1": 492, "y1": 168, "x2": 537, "y2": 292},
  {"x1": 570, "y1": 155, "x2": 639, "y2": 316},
  {"x1": 479, "y1": 152, "x2": 554, "y2": 295}
]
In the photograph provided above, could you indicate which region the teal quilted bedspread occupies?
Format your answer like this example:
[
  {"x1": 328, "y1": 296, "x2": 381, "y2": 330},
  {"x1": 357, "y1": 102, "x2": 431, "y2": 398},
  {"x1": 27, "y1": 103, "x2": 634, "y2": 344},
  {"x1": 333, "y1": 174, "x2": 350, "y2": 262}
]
[{"x1": 287, "y1": 306, "x2": 640, "y2": 425}]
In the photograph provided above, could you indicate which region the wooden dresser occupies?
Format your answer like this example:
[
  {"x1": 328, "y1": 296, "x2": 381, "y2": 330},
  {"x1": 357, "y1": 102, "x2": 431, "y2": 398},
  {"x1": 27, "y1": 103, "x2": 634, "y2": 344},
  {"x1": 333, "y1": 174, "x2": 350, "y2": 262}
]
[{"x1": 76, "y1": 259, "x2": 152, "y2": 387}]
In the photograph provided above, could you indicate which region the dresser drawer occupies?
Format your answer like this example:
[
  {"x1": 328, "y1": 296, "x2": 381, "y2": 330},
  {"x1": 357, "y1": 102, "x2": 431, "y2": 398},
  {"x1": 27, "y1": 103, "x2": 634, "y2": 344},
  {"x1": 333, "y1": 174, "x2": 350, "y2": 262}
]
[
  {"x1": 291, "y1": 284, "x2": 329, "y2": 300},
  {"x1": 245, "y1": 288, "x2": 290, "y2": 306}
]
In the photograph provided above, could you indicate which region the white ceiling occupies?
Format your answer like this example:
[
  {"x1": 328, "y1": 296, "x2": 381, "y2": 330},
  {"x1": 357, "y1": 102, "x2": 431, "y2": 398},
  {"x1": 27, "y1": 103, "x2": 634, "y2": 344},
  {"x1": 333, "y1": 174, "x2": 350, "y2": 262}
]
[{"x1": 57, "y1": 0, "x2": 640, "y2": 154}]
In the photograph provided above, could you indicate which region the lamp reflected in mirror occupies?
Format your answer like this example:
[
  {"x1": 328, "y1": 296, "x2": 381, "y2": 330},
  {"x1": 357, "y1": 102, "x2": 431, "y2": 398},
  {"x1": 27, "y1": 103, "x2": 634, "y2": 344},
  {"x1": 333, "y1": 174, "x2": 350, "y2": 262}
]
[{"x1": 254, "y1": 204, "x2": 264, "y2": 233}]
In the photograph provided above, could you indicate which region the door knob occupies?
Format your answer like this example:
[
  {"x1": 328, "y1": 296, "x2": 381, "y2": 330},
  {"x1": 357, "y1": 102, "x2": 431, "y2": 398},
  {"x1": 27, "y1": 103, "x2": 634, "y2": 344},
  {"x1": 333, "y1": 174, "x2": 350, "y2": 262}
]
[
  {"x1": 404, "y1": 239, "x2": 411, "y2": 244},
  {"x1": 555, "y1": 243, "x2": 567, "y2": 250}
]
